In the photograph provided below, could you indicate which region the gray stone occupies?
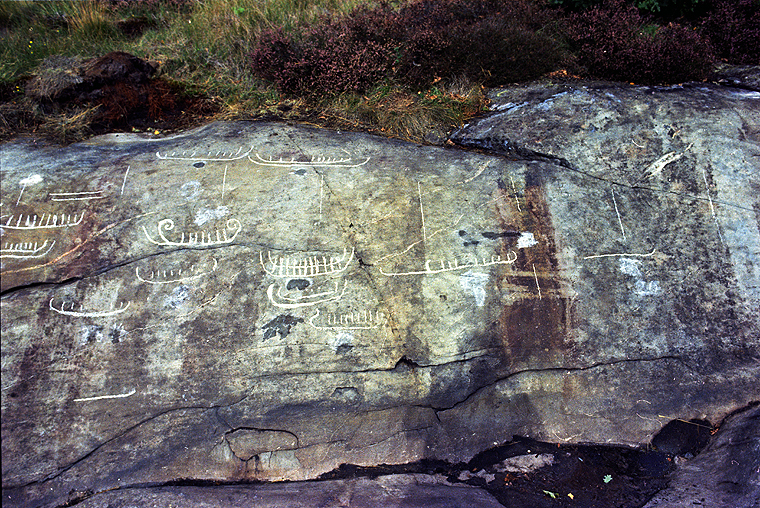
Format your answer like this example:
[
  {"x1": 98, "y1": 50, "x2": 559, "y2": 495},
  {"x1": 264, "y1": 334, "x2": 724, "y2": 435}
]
[
  {"x1": 70, "y1": 475, "x2": 505, "y2": 508},
  {"x1": 643, "y1": 403, "x2": 760, "y2": 508},
  {"x1": 2, "y1": 78, "x2": 759, "y2": 507}
]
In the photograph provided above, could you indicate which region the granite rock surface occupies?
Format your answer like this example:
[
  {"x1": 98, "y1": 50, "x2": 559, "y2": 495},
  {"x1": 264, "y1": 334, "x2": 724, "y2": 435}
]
[{"x1": 2, "y1": 79, "x2": 759, "y2": 507}]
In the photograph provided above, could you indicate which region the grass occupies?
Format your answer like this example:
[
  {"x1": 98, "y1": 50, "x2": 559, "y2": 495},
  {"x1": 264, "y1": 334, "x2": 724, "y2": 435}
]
[
  {"x1": 0, "y1": 0, "x2": 492, "y2": 143},
  {"x1": 0, "y1": 0, "x2": 755, "y2": 144}
]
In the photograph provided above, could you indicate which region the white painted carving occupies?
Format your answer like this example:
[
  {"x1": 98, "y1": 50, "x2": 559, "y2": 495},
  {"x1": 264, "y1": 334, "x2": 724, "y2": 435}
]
[
  {"x1": 156, "y1": 145, "x2": 253, "y2": 161},
  {"x1": 74, "y1": 389, "x2": 136, "y2": 402},
  {"x1": 266, "y1": 280, "x2": 347, "y2": 309},
  {"x1": 610, "y1": 188, "x2": 626, "y2": 242},
  {"x1": 49, "y1": 190, "x2": 106, "y2": 201},
  {"x1": 142, "y1": 218, "x2": 241, "y2": 247},
  {"x1": 250, "y1": 153, "x2": 370, "y2": 168},
  {"x1": 135, "y1": 258, "x2": 218, "y2": 284},
  {"x1": 3, "y1": 212, "x2": 84, "y2": 229},
  {"x1": 702, "y1": 167, "x2": 725, "y2": 247},
  {"x1": 121, "y1": 166, "x2": 130, "y2": 195},
  {"x1": 309, "y1": 308, "x2": 386, "y2": 330},
  {"x1": 275, "y1": 280, "x2": 341, "y2": 303},
  {"x1": 641, "y1": 143, "x2": 692, "y2": 181},
  {"x1": 379, "y1": 251, "x2": 518, "y2": 276},
  {"x1": 583, "y1": 249, "x2": 657, "y2": 260},
  {"x1": 1, "y1": 240, "x2": 56, "y2": 259},
  {"x1": 50, "y1": 298, "x2": 131, "y2": 318},
  {"x1": 260, "y1": 248, "x2": 354, "y2": 278}
]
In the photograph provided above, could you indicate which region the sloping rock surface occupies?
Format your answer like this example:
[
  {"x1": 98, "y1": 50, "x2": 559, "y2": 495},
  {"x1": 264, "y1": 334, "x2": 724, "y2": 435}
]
[
  {"x1": 2, "y1": 79, "x2": 759, "y2": 507},
  {"x1": 643, "y1": 403, "x2": 760, "y2": 508}
]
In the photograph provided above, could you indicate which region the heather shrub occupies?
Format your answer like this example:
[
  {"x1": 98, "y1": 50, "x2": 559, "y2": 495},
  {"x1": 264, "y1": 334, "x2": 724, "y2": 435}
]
[
  {"x1": 251, "y1": 0, "x2": 568, "y2": 93},
  {"x1": 251, "y1": 6, "x2": 399, "y2": 95},
  {"x1": 700, "y1": 0, "x2": 760, "y2": 65},
  {"x1": 394, "y1": 0, "x2": 566, "y2": 87},
  {"x1": 564, "y1": 0, "x2": 714, "y2": 83}
]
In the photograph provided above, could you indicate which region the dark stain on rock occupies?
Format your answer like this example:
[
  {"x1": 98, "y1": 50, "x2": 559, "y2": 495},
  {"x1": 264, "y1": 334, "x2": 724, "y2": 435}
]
[
  {"x1": 110, "y1": 326, "x2": 121, "y2": 344},
  {"x1": 491, "y1": 164, "x2": 572, "y2": 368},
  {"x1": 286, "y1": 279, "x2": 310, "y2": 290},
  {"x1": 262, "y1": 314, "x2": 304, "y2": 341},
  {"x1": 651, "y1": 418, "x2": 712, "y2": 457},
  {"x1": 481, "y1": 231, "x2": 520, "y2": 239}
]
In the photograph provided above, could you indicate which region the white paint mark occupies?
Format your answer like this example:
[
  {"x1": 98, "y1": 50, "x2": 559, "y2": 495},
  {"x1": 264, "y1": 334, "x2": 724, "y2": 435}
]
[
  {"x1": 180, "y1": 181, "x2": 202, "y2": 201},
  {"x1": 318, "y1": 173, "x2": 324, "y2": 222},
  {"x1": 510, "y1": 175, "x2": 522, "y2": 212},
  {"x1": 619, "y1": 258, "x2": 643, "y2": 277},
  {"x1": 533, "y1": 263, "x2": 542, "y2": 300},
  {"x1": 221, "y1": 165, "x2": 228, "y2": 201},
  {"x1": 460, "y1": 161, "x2": 490, "y2": 184},
  {"x1": 460, "y1": 271, "x2": 490, "y2": 307},
  {"x1": 701, "y1": 167, "x2": 725, "y2": 247},
  {"x1": 74, "y1": 389, "x2": 136, "y2": 402},
  {"x1": 19, "y1": 174, "x2": 44, "y2": 186},
  {"x1": 194, "y1": 206, "x2": 229, "y2": 226},
  {"x1": 611, "y1": 188, "x2": 626, "y2": 242},
  {"x1": 121, "y1": 166, "x2": 130, "y2": 195},
  {"x1": 619, "y1": 258, "x2": 661, "y2": 297},
  {"x1": 517, "y1": 232, "x2": 538, "y2": 249},
  {"x1": 583, "y1": 249, "x2": 657, "y2": 260},
  {"x1": 634, "y1": 280, "x2": 662, "y2": 296},
  {"x1": 16, "y1": 174, "x2": 43, "y2": 205},
  {"x1": 418, "y1": 181, "x2": 427, "y2": 244}
]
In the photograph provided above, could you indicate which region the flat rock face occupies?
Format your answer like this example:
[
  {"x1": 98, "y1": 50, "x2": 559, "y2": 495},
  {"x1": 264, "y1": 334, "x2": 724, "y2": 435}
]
[{"x1": 2, "y1": 80, "x2": 759, "y2": 507}]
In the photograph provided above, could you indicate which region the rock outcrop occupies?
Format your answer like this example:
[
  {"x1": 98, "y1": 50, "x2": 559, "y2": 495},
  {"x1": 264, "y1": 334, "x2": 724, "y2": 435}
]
[{"x1": 2, "y1": 79, "x2": 759, "y2": 507}]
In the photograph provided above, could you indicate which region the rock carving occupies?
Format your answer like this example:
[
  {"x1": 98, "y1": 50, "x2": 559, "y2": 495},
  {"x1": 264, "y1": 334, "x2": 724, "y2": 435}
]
[
  {"x1": 250, "y1": 153, "x2": 370, "y2": 167},
  {"x1": 379, "y1": 251, "x2": 518, "y2": 276},
  {"x1": 260, "y1": 248, "x2": 354, "y2": 278},
  {"x1": 49, "y1": 190, "x2": 106, "y2": 201},
  {"x1": 267, "y1": 280, "x2": 347, "y2": 309},
  {"x1": 583, "y1": 249, "x2": 658, "y2": 260},
  {"x1": 2, "y1": 212, "x2": 85, "y2": 229},
  {"x1": 49, "y1": 298, "x2": 131, "y2": 318},
  {"x1": 156, "y1": 145, "x2": 253, "y2": 162},
  {"x1": 73, "y1": 389, "x2": 136, "y2": 402},
  {"x1": 15, "y1": 174, "x2": 43, "y2": 205},
  {"x1": 135, "y1": 258, "x2": 218, "y2": 284},
  {"x1": 308, "y1": 308, "x2": 386, "y2": 330},
  {"x1": 0, "y1": 240, "x2": 56, "y2": 259},
  {"x1": 142, "y1": 218, "x2": 241, "y2": 247}
]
